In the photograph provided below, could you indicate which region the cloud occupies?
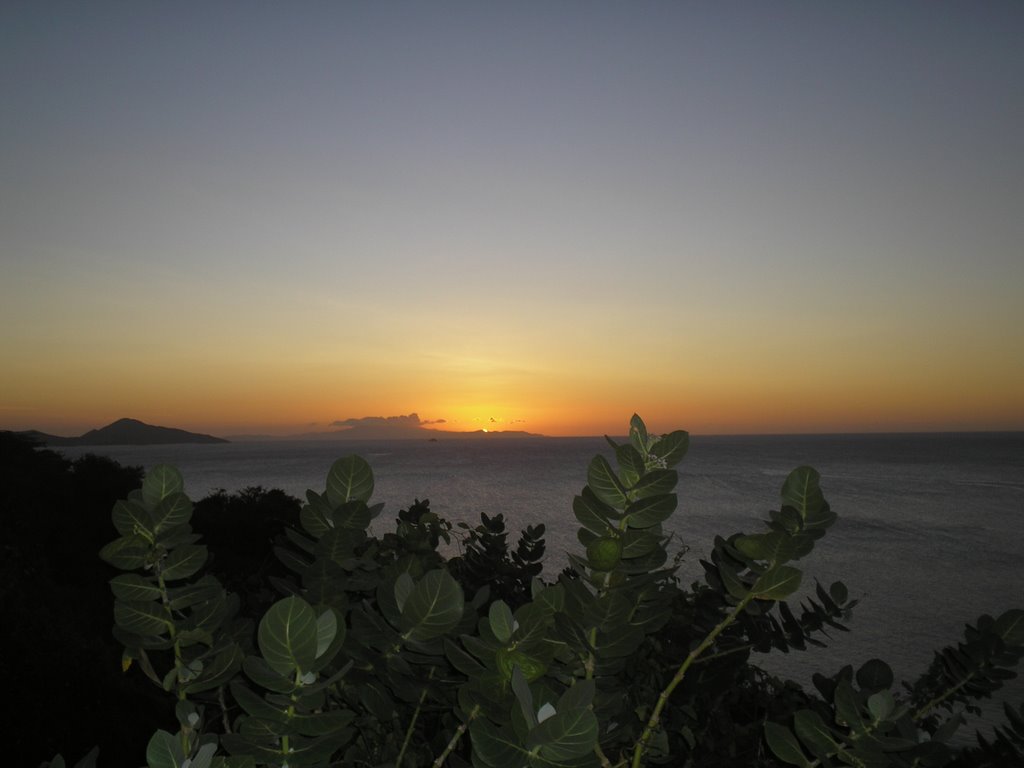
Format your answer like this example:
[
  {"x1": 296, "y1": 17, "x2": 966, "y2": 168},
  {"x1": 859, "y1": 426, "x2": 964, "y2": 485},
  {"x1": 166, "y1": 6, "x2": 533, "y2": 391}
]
[{"x1": 328, "y1": 413, "x2": 445, "y2": 434}]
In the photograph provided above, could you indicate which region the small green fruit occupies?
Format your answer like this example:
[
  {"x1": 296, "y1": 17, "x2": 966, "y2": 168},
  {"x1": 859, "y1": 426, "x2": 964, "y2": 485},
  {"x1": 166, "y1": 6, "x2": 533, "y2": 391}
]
[{"x1": 586, "y1": 536, "x2": 623, "y2": 571}]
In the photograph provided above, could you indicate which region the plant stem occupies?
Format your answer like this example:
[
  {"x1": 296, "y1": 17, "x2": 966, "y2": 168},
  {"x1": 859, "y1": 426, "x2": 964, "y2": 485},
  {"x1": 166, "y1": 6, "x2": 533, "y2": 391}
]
[
  {"x1": 912, "y1": 673, "x2": 977, "y2": 722},
  {"x1": 630, "y1": 592, "x2": 754, "y2": 768},
  {"x1": 397, "y1": 668, "x2": 435, "y2": 767},
  {"x1": 431, "y1": 704, "x2": 479, "y2": 768}
]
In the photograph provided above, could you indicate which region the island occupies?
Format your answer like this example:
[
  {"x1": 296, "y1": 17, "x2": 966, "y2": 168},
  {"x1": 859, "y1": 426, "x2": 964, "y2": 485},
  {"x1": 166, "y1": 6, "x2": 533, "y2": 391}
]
[{"x1": 16, "y1": 418, "x2": 229, "y2": 446}]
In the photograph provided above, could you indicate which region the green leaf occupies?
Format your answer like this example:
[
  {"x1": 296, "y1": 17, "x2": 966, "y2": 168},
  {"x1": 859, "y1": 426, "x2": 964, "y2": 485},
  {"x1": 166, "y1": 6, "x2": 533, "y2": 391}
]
[
  {"x1": 587, "y1": 454, "x2": 629, "y2": 509},
  {"x1": 242, "y1": 656, "x2": 297, "y2": 694},
  {"x1": 650, "y1": 429, "x2": 689, "y2": 467},
  {"x1": 325, "y1": 455, "x2": 374, "y2": 505},
  {"x1": 142, "y1": 465, "x2": 184, "y2": 509},
  {"x1": 625, "y1": 493, "x2": 676, "y2": 528},
  {"x1": 829, "y1": 581, "x2": 849, "y2": 605},
  {"x1": 629, "y1": 468, "x2": 678, "y2": 498},
  {"x1": 995, "y1": 609, "x2": 1024, "y2": 647},
  {"x1": 735, "y1": 531, "x2": 810, "y2": 564},
  {"x1": 112, "y1": 499, "x2": 153, "y2": 539},
  {"x1": 780, "y1": 466, "x2": 825, "y2": 521},
  {"x1": 109, "y1": 574, "x2": 162, "y2": 602},
  {"x1": 867, "y1": 690, "x2": 895, "y2": 721},
  {"x1": 400, "y1": 569, "x2": 464, "y2": 642},
  {"x1": 572, "y1": 489, "x2": 616, "y2": 534},
  {"x1": 151, "y1": 492, "x2": 193, "y2": 535},
  {"x1": 315, "y1": 609, "x2": 337, "y2": 657},
  {"x1": 765, "y1": 722, "x2": 812, "y2": 767},
  {"x1": 333, "y1": 499, "x2": 372, "y2": 530},
  {"x1": 394, "y1": 572, "x2": 414, "y2": 613},
  {"x1": 856, "y1": 658, "x2": 894, "y2": 693},
  {"x1": 833, "y1": 679, "x2": 867, "y2": 733},
  {"x1": 620, "y1": 529, "x2": 661, "y2": 559},
  {"x1": 489, "y1": 600, "x2": 515, "y2": 644},
  {"x1": 184, "y1": 644, "x2": 244, "y2": 694},
  {"x1": 470, "y1": 719, "x2": 527, "y2": 768},
  {"x1": 114, "y1": 600, "x2": 169, "y2": 636},
  {"x1": 718, "y1": 561, "x2": 750, "y2": 600},
  {"x1": 752, "y1": 565, "x2": 802, "y2": 600},
  {"x1": 161, "y1": 544, "x2": 208, "y2": 581},
  {"x1": 167, "y1": 576, "x2": 222, "y2": 610},
  {"x1": 532, "y1": 681, "x2": 599, "y2": 760},
  {"x1": 614, "y1": 443, "x2": 645, "y2": 486},
  {"x1": 145, "y1": 729, "x2": 185, "y2": 768},
  {"x1": 628, "y1": 413, "x2": 649, "y2": 454},
  {"x1": 793, "y1": 709, "x2": 839, "y2": 761},
  {"x1": 257, "y1": 595, "x2": 319, "y2": 677},
  {"x1": 188, "y1": 744, "x2": 217, "y2": 768},
  {"x1": 300, "y1": 491, "x2": 334, "y2": 538},
  {"x1": 511, "y1": 664, "x2": 537, "y2": 729}
]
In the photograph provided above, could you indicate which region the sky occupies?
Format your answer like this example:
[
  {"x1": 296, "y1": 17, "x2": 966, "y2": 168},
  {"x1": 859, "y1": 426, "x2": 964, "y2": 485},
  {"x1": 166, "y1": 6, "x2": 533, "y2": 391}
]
[{"x1": 2, "y1": 2, "x2": 1022, "y2": 438}]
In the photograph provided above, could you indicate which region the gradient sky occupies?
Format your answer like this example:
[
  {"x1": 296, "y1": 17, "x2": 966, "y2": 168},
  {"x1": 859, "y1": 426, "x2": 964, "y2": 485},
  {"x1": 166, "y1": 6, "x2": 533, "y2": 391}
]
[{"x1": 2, "y1": 2, "x2": 1022, "y2": 437}]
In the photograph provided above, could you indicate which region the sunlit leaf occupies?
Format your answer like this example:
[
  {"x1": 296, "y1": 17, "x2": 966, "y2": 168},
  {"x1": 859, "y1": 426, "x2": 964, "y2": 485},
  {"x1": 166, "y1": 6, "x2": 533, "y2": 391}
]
[
  {"x1": 649, "y1": 429, "x2": 689, "y2": 467},
  {"x1": 630, "y1": 468, "x2": 678, "y2": 498},
  {"x1": 142, "y1": 465, "x2": 184, "y2": 509},
  {"x1": 625, "y1": 493, "x2": 676, "y2": 528},
  {"x1": 587, "y1": 454, "x2": 629, "y2": 509},
  {"x1": 628, "y1": 413, "x2": 649, "y2": 454},
  {"x1": 325, "y1": 455, "x2": 374, "y2": 505}
]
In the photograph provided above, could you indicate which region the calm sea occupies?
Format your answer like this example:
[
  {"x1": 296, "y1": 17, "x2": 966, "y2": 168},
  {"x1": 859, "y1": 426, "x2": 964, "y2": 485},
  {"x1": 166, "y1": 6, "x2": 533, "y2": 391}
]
[{"x1": 58, "y1": 432, "x2": 1024, "y2": 739}]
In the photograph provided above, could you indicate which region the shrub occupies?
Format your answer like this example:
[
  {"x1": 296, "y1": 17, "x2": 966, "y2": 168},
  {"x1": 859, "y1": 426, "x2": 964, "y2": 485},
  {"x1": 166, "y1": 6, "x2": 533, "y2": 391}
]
[{"x1": 47, "y1": 415, "x2": 1023, "y2": 767}]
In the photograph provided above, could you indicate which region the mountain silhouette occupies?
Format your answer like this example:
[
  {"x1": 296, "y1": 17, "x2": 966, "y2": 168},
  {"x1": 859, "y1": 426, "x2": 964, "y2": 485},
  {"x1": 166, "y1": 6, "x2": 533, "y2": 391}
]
[{"x1": 18, "y1": 418, "x2": 228, "y2": 446}]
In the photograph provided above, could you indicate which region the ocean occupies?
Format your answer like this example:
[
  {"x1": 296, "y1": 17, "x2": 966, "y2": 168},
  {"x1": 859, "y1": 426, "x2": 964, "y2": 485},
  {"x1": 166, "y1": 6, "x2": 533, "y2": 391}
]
[{"x1": 57, "y1": 432, "x2": 1024, "y2": 739}]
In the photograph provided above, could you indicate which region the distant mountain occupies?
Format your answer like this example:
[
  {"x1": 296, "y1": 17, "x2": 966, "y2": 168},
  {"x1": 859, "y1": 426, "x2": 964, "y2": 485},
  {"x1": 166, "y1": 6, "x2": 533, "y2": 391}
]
[{"x1": 19, "y1": 418, "x2": 228, "y2": 446}]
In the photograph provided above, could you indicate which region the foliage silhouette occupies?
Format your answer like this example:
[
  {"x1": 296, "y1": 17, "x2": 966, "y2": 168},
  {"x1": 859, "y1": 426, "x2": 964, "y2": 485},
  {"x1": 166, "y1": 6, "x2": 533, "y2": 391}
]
[{"x1": 21, "y1": 416, "x2": 1023, "y2": 768}]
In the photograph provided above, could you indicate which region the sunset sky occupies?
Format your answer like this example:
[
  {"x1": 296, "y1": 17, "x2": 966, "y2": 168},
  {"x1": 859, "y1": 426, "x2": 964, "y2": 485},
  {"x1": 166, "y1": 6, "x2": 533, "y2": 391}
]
[{"x1": 2, "y1": 2, "x2": 1022, "y2": 438}]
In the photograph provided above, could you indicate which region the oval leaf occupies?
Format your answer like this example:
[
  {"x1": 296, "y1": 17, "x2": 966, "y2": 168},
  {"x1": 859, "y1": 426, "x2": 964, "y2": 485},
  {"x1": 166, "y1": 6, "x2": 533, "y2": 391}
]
[
  {"x1": 151, "y1": 492, "x2": 193, "y2": 535},
  {"x1": 325, "y1": 455, "x2": 374, "y2": 505},
  {"x1": 765, "y1": 722, "x2": 812, "y2": 767},
  {"x1": 400, "y1": 570, "x2": 464, "y2": 643},
  {"x1": 142, "y1": 465, "x2": 184, "y2": 509},
  {"x1": 856, "y1": 658, "x2": 894, "y2": 693},
  {"x1": 625, "y1": 493, "x2": 676, "y2": 528},
  {"x1": 114, "y1": 600, "x2": 169, "y2": 637},
  {"x1": 752, "y1": 565, "x2": 802, "y2": 601},
  {"x1": 258, "y1": 595, "x2": 319, "y2": 677},
  {"x1": 112, "y1": 499, "x2": 153, "y2": 539},
  {"x1": 161, "y1": 544, "x2": 208, "y2": 581},
  {"x1": 650, "y1": 429, "x2": 689, "y2": 467},
  {"x1": 489, "y1": 600, "x2": 515, "y2": 644},
  {"x1": 109, "y1": 574, "x2": 162, "y2": 602},
  {"x1": 587, "y1": 454, "x2": 629, "y2": 509},
  {"x1": 780, "y1": 467, "x2": 824, "y2": 521}
]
